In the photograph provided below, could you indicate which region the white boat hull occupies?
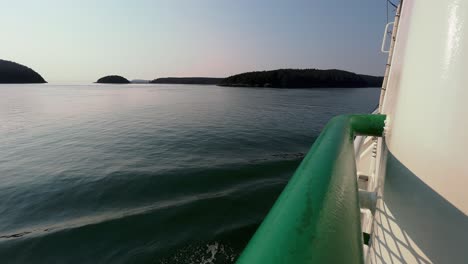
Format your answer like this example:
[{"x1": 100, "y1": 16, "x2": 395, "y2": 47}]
[{"x1": 358, "y1": 0, "x2": 468, "y2": 262}]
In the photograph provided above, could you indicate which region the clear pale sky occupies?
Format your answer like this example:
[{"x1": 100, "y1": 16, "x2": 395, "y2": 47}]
[{"x1": 2, "y1": 0, "x2": 391, "y2": 83}]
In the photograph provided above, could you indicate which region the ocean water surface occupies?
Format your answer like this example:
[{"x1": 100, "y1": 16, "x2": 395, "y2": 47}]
[{"x1": 0, "y1": 84, "x2": 379, "y2": 263}]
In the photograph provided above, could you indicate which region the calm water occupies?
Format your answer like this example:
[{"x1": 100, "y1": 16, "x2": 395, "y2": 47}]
[{"x1": 0, "y1": 84, "x2": 379, "y2": 263}]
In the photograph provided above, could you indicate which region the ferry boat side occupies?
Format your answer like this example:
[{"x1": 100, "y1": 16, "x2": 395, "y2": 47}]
[
  {"x1": 236, "y1": 0, "x2": 468, "y2": 263},
  {"x1": 364, "y1": 0, "x2": 468, "y2": 262}
]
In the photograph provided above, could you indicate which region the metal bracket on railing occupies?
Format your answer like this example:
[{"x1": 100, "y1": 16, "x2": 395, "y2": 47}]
[
  {"x1": 381, "y1": 22, "x2": 394, "y2": 53},
  {"x1": 359, "y1": 190, "x2": 377, "y2": 214}
]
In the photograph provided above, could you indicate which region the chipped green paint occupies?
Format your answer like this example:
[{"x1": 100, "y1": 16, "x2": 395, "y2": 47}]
[{"x1": 236, "y1": 114, "x2": 386, "y2": 264}]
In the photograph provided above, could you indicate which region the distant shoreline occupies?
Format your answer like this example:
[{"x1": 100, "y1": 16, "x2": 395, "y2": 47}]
[
  {"x1": 150, "y1": 77, "x2": 223, "y2": 85},
  {"x1": 218, "y1": 69, "x2": 383, "y2": 88},
  {"x1": 146, "y1": 69, "x2": 383, "y2": 88},
  {"x1": 0, "y1": 59, "x2": 383, "y2": 88}
]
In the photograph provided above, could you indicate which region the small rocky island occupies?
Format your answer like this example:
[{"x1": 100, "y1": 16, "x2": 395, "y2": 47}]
[
  {"x1": 218, "y1": 69, "x2": 383, "y2": 88},
  {"x1": 0, "y1": 59, "x2": 47, "y2": 83},
  {"x1": 96, "y1": 75, "x2": 130, "y2": 84}
]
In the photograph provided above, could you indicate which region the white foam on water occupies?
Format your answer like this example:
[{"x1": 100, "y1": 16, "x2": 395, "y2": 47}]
[{"x1": 159, "y1": 241, "x2": 237, "y2": 264}]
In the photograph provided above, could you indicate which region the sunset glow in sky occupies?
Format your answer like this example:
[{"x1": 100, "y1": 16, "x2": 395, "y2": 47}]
[{"x1": 2, "y1": 0, "x2": 391, "y2": 83}]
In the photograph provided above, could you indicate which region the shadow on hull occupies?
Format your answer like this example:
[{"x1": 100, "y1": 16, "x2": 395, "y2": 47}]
[{"x1": 373, "y1": 151, "x2": 468, "y2": 263}]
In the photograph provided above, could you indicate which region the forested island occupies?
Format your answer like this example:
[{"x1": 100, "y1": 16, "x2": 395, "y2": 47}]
[
  {"x1": 218, "y1": 69, "x2": 383, "y2": 88},
  {"x1": 0, "y1": 59, "x2": 46, "y2": 83},
  {"x1": 96, "y1": 75, "x2": 130, "y2": 84},
  {"x1": 150, "y1": 77, "x2": 223, "y2": 85},
  {"x1": 358, "y1": 74, "x2": 385, "y2": 87},
  {"x1": 0, "y1": 62, "x2": 383, "y2": 88}
]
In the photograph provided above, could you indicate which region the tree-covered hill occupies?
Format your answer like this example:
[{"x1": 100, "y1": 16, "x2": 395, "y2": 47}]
[
  {"x1": 96, "y1": 75, "x2": 130, "y2": 84},
  {"x1": 0, "y1": 59, "x2": 46, "y2": 83},
  {"x1": 218, "y1": 69, "x2": 382, "y2": 88}
]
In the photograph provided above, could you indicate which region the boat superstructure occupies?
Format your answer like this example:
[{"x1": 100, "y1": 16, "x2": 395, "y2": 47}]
[
  {"x1": 360, "y1": 0, "x2": 468, "y2": 263},
  {"x1": 236, "y1": 0, "x2": 468, "y2": 263}
]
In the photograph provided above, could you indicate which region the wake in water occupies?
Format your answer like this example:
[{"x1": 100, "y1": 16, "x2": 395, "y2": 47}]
[
  {"x1": 159, "y1": 242, "x2": 236, "y2": 264},
  {"x1": 0, "y1": 157, "x2": 302, "y2": 263},
  {"x1": 0, "y1": 153, "x2": 303, "y2": 241}
]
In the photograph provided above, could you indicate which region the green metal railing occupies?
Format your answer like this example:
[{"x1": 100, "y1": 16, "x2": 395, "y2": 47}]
[{"x1": 236, "y1": 114, "x2": 386, "y2": 264}]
